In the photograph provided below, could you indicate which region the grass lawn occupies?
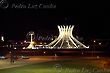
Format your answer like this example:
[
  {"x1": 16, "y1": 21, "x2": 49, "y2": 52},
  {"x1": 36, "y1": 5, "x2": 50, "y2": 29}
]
[{"x1": 0, "y1": 58, "x2": 110, "y2": 73}]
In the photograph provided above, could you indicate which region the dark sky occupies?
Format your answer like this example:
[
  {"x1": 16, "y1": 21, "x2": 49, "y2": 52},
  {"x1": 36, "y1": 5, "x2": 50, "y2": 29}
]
[{"x1": 0, "y1": 0, "x2": 110, "y2": 40}]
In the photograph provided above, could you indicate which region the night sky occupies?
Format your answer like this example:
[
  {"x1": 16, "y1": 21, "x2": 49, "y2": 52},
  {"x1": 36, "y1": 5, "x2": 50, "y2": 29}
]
[{"x1": 0, "y1": 0, "x2": 110, "y2": 40}]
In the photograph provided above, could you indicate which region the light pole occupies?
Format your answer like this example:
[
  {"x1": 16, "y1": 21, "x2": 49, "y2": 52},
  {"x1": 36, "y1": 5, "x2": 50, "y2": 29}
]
[{"x1": 92, "y1": 40, "x2": 96, "y2": 57}]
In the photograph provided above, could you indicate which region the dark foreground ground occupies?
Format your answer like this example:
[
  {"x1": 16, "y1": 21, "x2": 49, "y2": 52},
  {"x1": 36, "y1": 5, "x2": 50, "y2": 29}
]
[{"x1": 0, "y1": 56, "x2": 110, "y2": 73}]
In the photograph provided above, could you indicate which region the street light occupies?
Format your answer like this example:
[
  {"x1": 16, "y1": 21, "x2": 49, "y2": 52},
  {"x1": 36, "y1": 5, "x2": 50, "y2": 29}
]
[
  {"x1": 92, "y1": 40, "x2": 96, "y2": 57},
  {"x1": 93, "y1": 40, "x2": 96, "y2": 43},
  {"x1": 99, "y1": 42, "x2": 101, "y2": 45}
]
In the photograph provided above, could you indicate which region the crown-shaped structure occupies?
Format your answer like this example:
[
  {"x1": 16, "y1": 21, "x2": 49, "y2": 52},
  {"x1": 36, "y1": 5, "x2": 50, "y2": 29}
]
[{"x1": 47, "y1": 25, "x2": 89, "y2": 49}]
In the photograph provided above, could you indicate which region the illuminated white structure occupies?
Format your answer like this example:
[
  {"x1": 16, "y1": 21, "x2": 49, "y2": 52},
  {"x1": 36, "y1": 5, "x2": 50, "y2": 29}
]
[
  {"x1": 47, "y1": 25, "x2": 89, "y2": 49},
  {"x1": 27, "y1": 31, "x2": 36, "y2": 49},
  {"x1": 1, "y1": 36, "x2": 4, "y2": 41}
]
